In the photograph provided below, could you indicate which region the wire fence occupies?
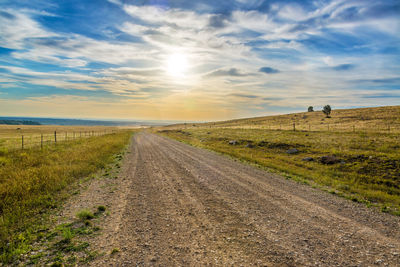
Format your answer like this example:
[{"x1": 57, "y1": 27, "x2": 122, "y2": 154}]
[
  {"x1": 0, "y1": 129, "x2": 118, "y2": 151},
  {"x1": 185, "y1": 122, "x2": 400, "y2": 133}
]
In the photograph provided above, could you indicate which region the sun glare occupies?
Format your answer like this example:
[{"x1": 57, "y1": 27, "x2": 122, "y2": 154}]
[{"x1": 166, "y1": 53, "x2": 189, "y2": 78}]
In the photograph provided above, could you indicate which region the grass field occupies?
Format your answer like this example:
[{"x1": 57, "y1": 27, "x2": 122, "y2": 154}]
[
  {"x1": 159, "y1": 106, "x2": 400, "y2": 215},
  {"x1": 0, "y1": 128, "x2": 133, "y2": 263},
  {"x1": 0, "y1": 125, "x2": 120, "y2": 151}
]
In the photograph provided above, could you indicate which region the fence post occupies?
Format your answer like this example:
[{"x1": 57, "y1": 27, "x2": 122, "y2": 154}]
[
  {"x1": 21, "y1": 135, "x2": 24, "y2": 150},
  {"x1": 41, "y1": 133, "x2": 43, "y2": 149},
  {"x1": 293, "y1": 122, "x2": 296, "y2": 131},
  {"x1": 54, "y1": 131, "x2": 57, "y2": 144}
]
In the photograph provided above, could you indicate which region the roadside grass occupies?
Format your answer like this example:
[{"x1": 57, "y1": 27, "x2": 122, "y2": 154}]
[
  {"x1": 159, "y1": 128, "x2": 400, "y2": 215},
  {"x1": 25, "y1": 207, "x2": 106, "y2": 266},
  {"x1": 0, "y1": 130, "x2": 133, "y2": 264}
]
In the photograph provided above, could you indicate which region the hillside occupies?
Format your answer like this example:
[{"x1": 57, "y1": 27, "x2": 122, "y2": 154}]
[
  {"x1": 0, "y1": 120, "x2": 41, "y2": 126},
  {"x1": 165, "y1": 106, "x2": 400, "y2": 133}
]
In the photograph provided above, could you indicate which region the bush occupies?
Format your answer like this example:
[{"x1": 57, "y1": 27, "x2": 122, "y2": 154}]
[{"x1": 307, "y1": 106, "x2": 314, "y2": 112}]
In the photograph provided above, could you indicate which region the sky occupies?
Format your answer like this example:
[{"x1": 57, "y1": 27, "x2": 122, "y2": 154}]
[{"x1": 0, "y1": 0, "x2": 399, "y2": 121}]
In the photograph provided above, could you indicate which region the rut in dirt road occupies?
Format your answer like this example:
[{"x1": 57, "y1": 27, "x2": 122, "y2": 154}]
[{"x1": 93, "y1": 132, "x2": 400, "y2": 266}]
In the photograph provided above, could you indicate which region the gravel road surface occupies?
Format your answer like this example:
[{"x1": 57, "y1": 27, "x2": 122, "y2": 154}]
[{"x1": 92, "y1": 132, "x2": 400, "y2": 266}]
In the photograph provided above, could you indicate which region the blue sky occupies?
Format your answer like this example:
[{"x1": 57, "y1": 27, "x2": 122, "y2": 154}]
[{"x1": 0, "y1": 0, "x2": 399, "y2": 120}]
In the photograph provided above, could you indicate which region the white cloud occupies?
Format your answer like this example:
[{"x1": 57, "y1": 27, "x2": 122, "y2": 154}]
[
  {"x1": 277, "y1": 4, "x2": 309, "y2": 21},
  {"x1": 123, "y1": 5, "x2": 210, "y2": 30},
  {"x1": 0, "y1": 9, "x2": 56, "y2": 49}
]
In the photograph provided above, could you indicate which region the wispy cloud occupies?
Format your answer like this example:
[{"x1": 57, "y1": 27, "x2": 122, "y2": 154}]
[{"x1": 0, "y1": 0, "x2": 399, "y2": 120}]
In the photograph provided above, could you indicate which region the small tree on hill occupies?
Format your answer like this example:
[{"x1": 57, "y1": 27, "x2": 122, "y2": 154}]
[
  {"x1": 322, "y1": 105, "x2": 332, "y2": 118},
  {"x1": 308, "y1": 106, "x2": 314, "y2": 112}
]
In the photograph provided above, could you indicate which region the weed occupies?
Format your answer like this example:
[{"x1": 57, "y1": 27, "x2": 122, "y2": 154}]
[
  {"x1": 76, "y1": 209, "x2": 94, "y2": 221},
  {"x1": 111, "y1": 248, "x2": 120, "y2": 254},
  {"x1": 70, "y1": 242, "x2": 89, "y2": 252},
  {"x1": 381, "y1": 206, "x2": 389, "y2": 213},
  {"x1": 61, "y1": 227, "x2": 74, "y2": 242},
  {"x1": 97, "y1": 205, "x2": 106, "y2": 212},
  {"x1": 80, "y1": 251, "x2": 98, "y2": 263},
  {"x1": 66, "y1": 255, "x2": 77, "y2": 263}
]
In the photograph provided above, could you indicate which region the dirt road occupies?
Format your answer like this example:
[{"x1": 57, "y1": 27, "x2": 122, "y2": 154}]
[{"x1": 92, "y1": 132, "x2": 400, "y2": 266}]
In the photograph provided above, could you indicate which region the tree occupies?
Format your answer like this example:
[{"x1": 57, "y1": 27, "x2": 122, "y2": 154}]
[
  {"x1": 322, "y1": 105, "x2": 332, "y2": 118},
  {"x1": 307, "y1": 106, "x2": 314, "y2": 112}
]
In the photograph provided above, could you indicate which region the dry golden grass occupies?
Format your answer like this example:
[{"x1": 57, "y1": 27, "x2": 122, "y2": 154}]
[
  {"x1": 164, "y1": 105, "x2": 400, "y2": 133},
  {"x1": 0, "y1": 130, "x2": 133, "y2": 263},
  {"x1": 0, "y1": 125, "x2": 120, "y2": 150}
]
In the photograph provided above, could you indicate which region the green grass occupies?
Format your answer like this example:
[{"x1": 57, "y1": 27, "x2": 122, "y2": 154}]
[
  {"x1": 0, "y1": 130, "x2": 133, "y2": 263},
  {"x1": 110, "y1": 247, "x2": 120, "y2": 254},
  {"x1": 76, "y1": 209, "x2": 95, "y2": 221},
  {"x1": 160, "y1": 128, "x2": 400, "y2": 215},
  {"x1": 29, "y1": 211, "x2": 104, "y2": 266}
]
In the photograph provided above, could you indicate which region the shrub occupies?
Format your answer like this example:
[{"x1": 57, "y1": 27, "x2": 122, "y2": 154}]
[{"x1": 307, "y1": 106, "x2": 314, "y2": 112}]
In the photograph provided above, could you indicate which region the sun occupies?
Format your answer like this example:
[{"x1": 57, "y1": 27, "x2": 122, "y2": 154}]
[{"x1": 166, "y1": 53, "x2": 189, "y2": 78}]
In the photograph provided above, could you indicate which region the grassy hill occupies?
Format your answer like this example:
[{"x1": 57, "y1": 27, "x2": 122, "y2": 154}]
[{"x1": 166, "y1": 105, "x2": 400, "y2": 133}]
